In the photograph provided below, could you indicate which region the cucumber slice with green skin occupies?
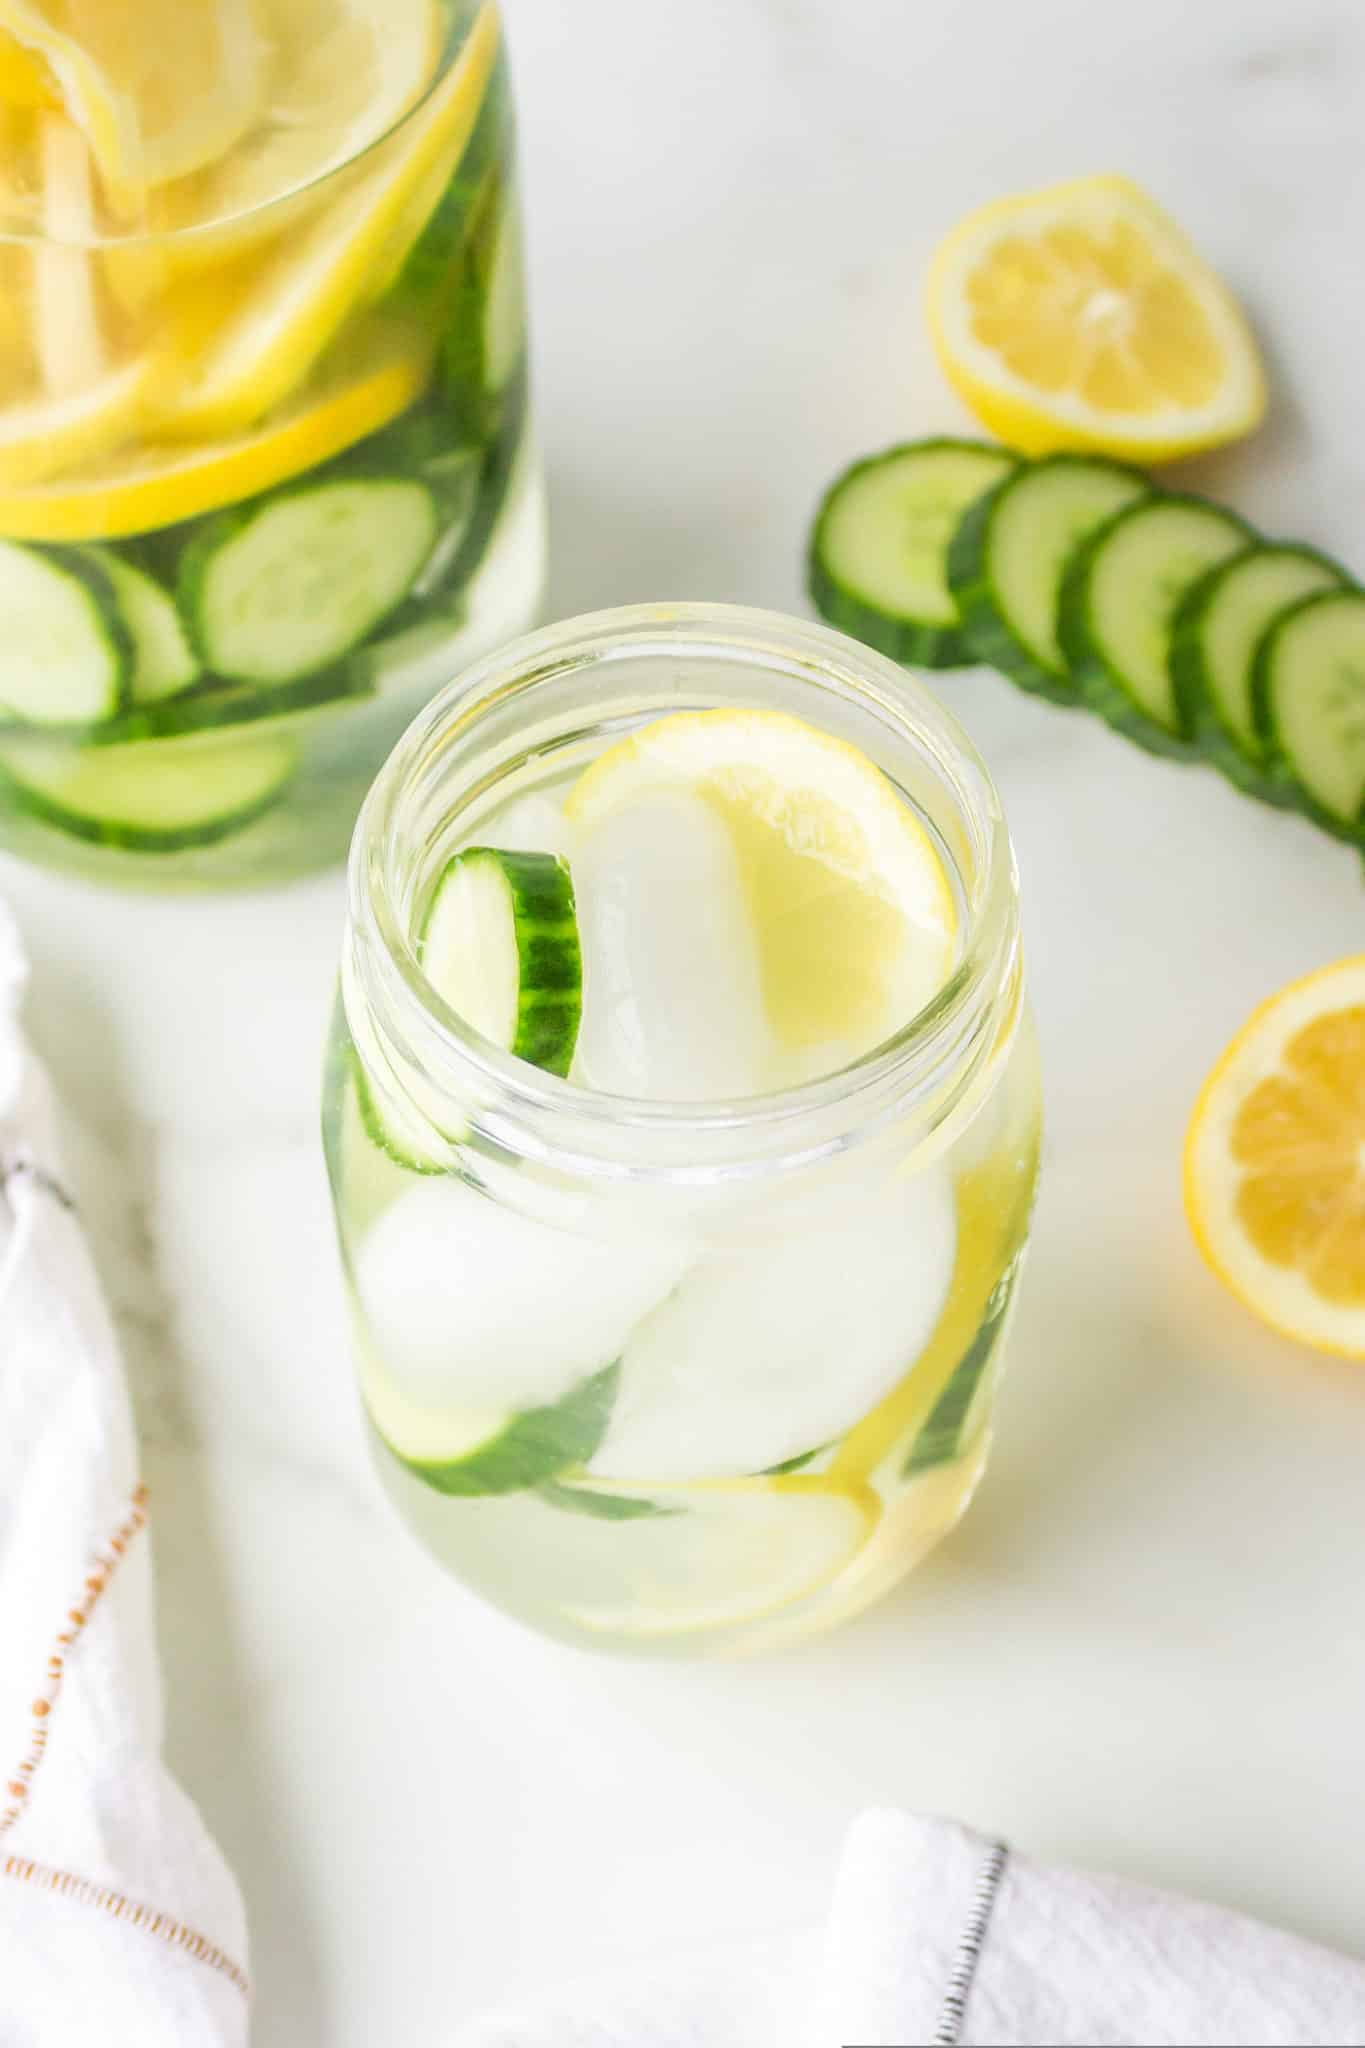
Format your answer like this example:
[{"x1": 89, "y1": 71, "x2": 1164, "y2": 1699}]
[
  {"x1": 0, "y1": 728, "x2": 297, "y2": 851},
  {"x1": 1059, "y1": 494, "x2": 1254, "y2": 756},
  {"x1": 808, "y1": 440, "x2": 1018, "y2": 667},
  {"x1": 1169, "y1": 542, "x2": 1348, "y2": 799},
  {"x1": 1254, "y1": 589, "x2": 1365, "y2": 845},
  {"x1": 81, "y1": 547, "x2": 201, "y2": 704},
  {"x1": 535, "y1": 1477, "x2": 676, "y2": 1521},
  {"x1": 180, "y1": 477, "x2": 440, "y2": 685},
  {"x1": 420, "y1": 847, "x2": 582, "y2": 1078},
  {"x1": 903, "y1": 1266, "x2": 1017, "y2": 1479},
  {"x1": 0, "y1": 541, "x2": 130, "y2": 726},
  {"x1": 948, "y1": 454, "x2": 1150, "y2": 703},
  {"x1": 90, "y1": 662, "x2": 372, "y2": 747},
  {"x1": 371, "y1": 1359, "x2": 621, "y2": 1499}
]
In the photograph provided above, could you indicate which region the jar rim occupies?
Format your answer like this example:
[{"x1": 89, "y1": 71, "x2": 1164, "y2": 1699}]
[
  {"x1": 347, "y1": 601, "x2": 1024, "y2": 1185},
  {"x1": 0, "y1": 1, "x2": 492, "y2": 252}
]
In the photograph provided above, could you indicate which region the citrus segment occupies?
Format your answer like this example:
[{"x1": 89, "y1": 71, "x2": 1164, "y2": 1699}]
[
  {"x1": 928, "y1": 175, "x2": 1266, "y2": 460},
  {"x1": 564, "y1": 707, "x2": 959, "y2": 1090},
  {"x1": 0, "y1": 0, "x2": 270, "y2": 202},
  {"x1": 1185, "y1": 958, "x2": 1365, "y2": 1355},
  {"x1": 156, "y1": 1, "x2": 496, "y2": 439},
  {"x1": 0, "y1": 317, "x2": 431, "y2": 539}
]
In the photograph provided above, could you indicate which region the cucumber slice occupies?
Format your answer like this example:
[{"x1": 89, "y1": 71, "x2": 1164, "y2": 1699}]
[
  {"x1": 368, "y1": 1358, "x2": 621, "y2": 1499},
  {"x1": 82, "y1": 547, "x2": 201, "y2": 704},
  {"x1": 0, "y1": 541, "x2": 130, "y2": 726},
  {"x1": 1255, "y1": 589, "x2": 1365, "y2": 843},
  {"x1": 1059, "y1": 494, "x2": 1254, "y2": 754},
  {"x1": 903, "y1": 1265, "x2": 1017, "y2": 1478},
  {"x1": 1169, "y1": 542, "x2": 1348, "y2": 795},
  {"x1": 808, "y1": 440, "x2": 1018, "y2": 666},
  {"x1": 181, "y1": 477, "x2": 440, "y2": 685},
  {"x1": 420, "y1": 847, "x2": 582, "y2": 1078},
  {"x1": 948, "y1": 455, "x2": 1150, "y2": 701},
  {"x1": 91, "y1": 663, "x2": 371, "y2": 747},
  {"x1": 0, "y1": 729, "x2": 297, "y2": 850}
]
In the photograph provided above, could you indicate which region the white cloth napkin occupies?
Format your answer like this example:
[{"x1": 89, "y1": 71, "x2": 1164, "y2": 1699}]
[
  {"x1": 0, "y1": 900, "x2": 249, "y2": 2046},
  {"x1": 457, "y1": 1810, "x2": 1365, "y2": 2048}
]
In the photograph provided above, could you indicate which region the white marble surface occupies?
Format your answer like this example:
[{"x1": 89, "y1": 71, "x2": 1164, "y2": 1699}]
[{"x1": 7, "y1": 0, "x2": 1365, "y2": 2037}]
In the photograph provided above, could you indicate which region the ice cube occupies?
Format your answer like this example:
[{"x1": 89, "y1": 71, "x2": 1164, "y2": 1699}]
[
  {"x1": 590, "y1": 1167, "x2": 958, "y2": 1481},
  {"x1": 471, "y1": 789, "x2": 572, "y2": 861},
  {"x1": 354, "y1": 1177, "x2": 688, "y2": 1418},
  {"x1": 571, "y1": 788, "x2": 768, "y2": 1100}
]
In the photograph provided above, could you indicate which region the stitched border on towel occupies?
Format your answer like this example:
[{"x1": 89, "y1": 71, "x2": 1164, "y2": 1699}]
[{"x1": 842, "y1": 1837, "x2": 1011, "y2": 2048}]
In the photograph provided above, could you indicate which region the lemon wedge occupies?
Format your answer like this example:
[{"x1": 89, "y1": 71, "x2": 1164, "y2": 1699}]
[
  {"x1": 1185, "y1": 957, "x2": 1365, "y2": 1358},
  {"x1": 927, "y1": 174, "x2": 1267, "y2": 461},
  {"x1": 565, "y1": 706, "x2": 959, "y2": 1091},
  {"x1": 0, "y1": 0, "x2": 270, "y2": 203},
  {"x1": 154, "y1": 1, "x2": 496, "y2": 441},
  {"x1": 0, "y1": 315, "x2": 431, "y2": 539}
]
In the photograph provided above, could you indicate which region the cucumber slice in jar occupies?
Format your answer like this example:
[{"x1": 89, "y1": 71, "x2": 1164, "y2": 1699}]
[
  {"x1": 366, "y1": 1357, "x2": 623, "y2": 1498},
  {"x1": 91, "y1": 664, "x2": 372, "y2": 747},
  {"x1": 81, "y1": 547, "x2": 201, "y2": 704},
  {"x1": 180, "y1": 477, "x2": 440, "y2": 684},
  {"x1": 1058, "y1": 494, "x2": 1253, "y2": 754},
  {"x1": 0, "y1": 729, "x2": 298, "y2": 850},
  {"x1": 947, "y1": 454, "x2": 1150, "y2": 701},
  {"x1": 808, "y1": 440, "x2": 1017, "y2": 666},
  {"x1": 420, "y1": 847, "x2": 583, "y2": 1078},
  {"x1": 1168, "y1": 542, "x2": 1348, "y2": 795},
  {"x1": 0, "y1": 541, "x2": 130, "y2": 726},
  {"x1": 1254, "y1": 589, "x2": 1365, "y2": 843}
]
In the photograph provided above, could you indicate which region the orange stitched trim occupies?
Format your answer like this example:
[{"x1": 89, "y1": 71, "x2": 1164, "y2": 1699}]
[
  {"x1": 1, "y1": 1855, "x2": 251, "y2": 2000},
  {"x1": 1, "y1": 1484, "x2": 150, "y2": 1837}
]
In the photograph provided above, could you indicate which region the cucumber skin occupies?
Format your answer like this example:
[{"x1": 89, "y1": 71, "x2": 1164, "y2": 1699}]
[
  {"x1": 383, "y1": 1359, "x2": 621, "y2": 1498},
  {"x1": 1252, "y1": 590, "x2": 1365, "y2": 848},
  {"x1": 0, "y1": 544, "x2": 134, "y2": 731},
  {"x1": 1057, "y1": 495, "x2": 1254, "y2": 762},
  {"x1": 0, "y1": 746, "x2": 296, "y2": 853},
  {"x1": 1168, "y1": 543, "x2": 1350, "y2": 814},
  {"x1": 807, "y1": 439, "x2": 1011, "y2": 670},
  {"x1": 90, "y1": 662, "x2": 372, "y2": 747},
  {"x1": 947, "y1": 456, "x2": 1150, "y2": 706},
  {"x1": 349, "y1": 1050, "x2": 450, "y2": 1177},
  {"x1": 423, "y1": 845, "x2": 582, "y2": 1079}
]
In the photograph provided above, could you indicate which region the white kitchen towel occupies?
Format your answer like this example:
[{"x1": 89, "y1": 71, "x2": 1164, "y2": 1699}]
[
  {"x1": 458, "y1": 1810, "x2": 1365, "y2": 2047},
  {"x1": 0, "y1": 900, "x2": 249, "y2": 2046}
]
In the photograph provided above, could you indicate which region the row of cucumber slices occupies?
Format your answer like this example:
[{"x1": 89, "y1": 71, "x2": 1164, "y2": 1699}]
[{"x1": 809, "y1": 440, "x2": 1365, "y2": 847}]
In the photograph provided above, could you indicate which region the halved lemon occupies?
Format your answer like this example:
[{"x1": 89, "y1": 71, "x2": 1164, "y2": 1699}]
[
  {"x1": 927, "y1": 174, "x2": 1267, "y2": 462},
  {"x1": 1185, "y1": 958, "x2": 1365, "y2": 1358},
  {"x1": 0, "y1": 315, "x2": 431, "y2": 540},
  {"x1": 0, "y1": 0, "x2": 269, "y2": 202},
  {"x1": 564, "y1": 706, "x2": 959, "y2": 1087},
  {"x1": 154, "y1": 0, "x2": 496, "y2": 441}
]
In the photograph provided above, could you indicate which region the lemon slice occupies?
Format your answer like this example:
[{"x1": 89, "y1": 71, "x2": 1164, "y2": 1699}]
[
  {"x1": 1185, "y1": 958, "x2": 1365, "y2": 1358},
  {"x1": 155, "y1": 1, "x2": 496, "y2": 441},
  {"x1": 927, "y1": 174, "x2": 1267, "y2": 461},
  {"x1": 0, "y1": 24, "x2": 56, "y2": 107},
  {"x1": 0, "y1": 315, "x2": 431, "y2": 540},
  {"x1": 564, "y1": 707, "x2": 959, "y2": 1091},
  {"x1": 555, "y1": 1474, "x2": 880, "y2": 1642},
  {"x1": 0, "y1": 0, "x2": 270, "y2": 202}
]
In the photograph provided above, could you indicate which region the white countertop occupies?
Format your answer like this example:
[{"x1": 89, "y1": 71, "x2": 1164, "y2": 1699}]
[{"x1": 6, "y1": 0, "x2": 1365, "y2": 2037}]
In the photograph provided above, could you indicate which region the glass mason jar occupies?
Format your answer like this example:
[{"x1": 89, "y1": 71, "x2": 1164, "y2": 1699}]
[
  {"x1": 0, "y1": 1, "x2": 542, "y2": 888},
  {"x1": 324, "y1": 604, "x2": 1042, "y2": 1654}
]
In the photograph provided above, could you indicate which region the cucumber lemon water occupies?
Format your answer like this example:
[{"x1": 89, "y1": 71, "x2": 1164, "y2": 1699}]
[
  {"x1": 0, "y1": 1, "x2": 543, "y2": 887},
  {"x1": 811, "y1": 437, "x2": 1365, "y2": 849},
  {"x1": 325, "y1": 677, "x2": 1041, "y2": 1652}
]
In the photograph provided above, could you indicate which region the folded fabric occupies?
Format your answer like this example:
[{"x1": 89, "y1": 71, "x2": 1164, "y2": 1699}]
[
  {"x1": 0, "y1": 899, "x2": 249, "y2": 2047},
  {"x1": 457, "y1": 1809, "x2": 1365, "y2": 2048}
]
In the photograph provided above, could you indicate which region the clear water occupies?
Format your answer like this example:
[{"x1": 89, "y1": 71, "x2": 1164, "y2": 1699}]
[{"x1": 324, "y1": 728, "x2": 1042, "y2": 1653}]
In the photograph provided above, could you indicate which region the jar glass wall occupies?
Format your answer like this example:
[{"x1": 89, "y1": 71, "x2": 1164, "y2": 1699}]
[
  {"x1": 0, "y1": 1, "x2": 542, "y2": 888},
  {"x1": 324, "y1": 604, "x2": 1042, "y2": 1653}
]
